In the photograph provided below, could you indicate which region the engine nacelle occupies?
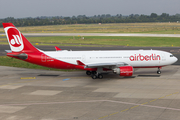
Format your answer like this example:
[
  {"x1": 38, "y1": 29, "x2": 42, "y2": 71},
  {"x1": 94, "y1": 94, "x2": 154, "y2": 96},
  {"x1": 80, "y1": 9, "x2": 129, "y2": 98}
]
[{"x1": 113, "y1": 66, "x2": 133, "y2": 76}]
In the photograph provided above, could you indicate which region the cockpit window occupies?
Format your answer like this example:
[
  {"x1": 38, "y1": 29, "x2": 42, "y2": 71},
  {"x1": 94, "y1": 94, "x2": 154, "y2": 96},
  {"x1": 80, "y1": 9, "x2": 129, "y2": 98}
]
[{"x1": 170, "y1": 55, "x2": 174, "y2": 57}]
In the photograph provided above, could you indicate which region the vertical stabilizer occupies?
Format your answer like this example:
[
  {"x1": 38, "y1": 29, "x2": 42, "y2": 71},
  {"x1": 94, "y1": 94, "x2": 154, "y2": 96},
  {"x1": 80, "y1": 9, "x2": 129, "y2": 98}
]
[{"x1": 3, "y1": 23, "x2": 39, "y2": 53}]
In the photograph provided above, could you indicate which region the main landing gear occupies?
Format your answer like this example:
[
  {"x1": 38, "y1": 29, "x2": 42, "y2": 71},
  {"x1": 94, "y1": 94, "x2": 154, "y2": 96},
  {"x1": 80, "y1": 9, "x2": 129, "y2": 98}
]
[
  {"x1": 157, "y1": 67, "x2": 161, "y2": 74},
  {"x1": 86, "y1": 71, "x2": 103, "y2": 79}
]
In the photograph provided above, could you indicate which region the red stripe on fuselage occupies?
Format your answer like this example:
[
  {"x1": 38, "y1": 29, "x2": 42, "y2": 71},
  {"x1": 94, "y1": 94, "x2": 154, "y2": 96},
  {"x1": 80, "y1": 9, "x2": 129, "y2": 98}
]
[
  {"x1": 11, "y1": 52, "x2": 97, "y2": 71},
  {"x1": 26, "y1": 52, "x2": 77, "y2": 69}
]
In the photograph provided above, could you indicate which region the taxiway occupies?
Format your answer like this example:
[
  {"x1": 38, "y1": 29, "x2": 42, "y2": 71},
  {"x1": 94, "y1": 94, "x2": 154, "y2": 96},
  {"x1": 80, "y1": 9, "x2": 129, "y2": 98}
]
[{"x1": 1, "y1": 33, "x2": 180, "y2": 37}]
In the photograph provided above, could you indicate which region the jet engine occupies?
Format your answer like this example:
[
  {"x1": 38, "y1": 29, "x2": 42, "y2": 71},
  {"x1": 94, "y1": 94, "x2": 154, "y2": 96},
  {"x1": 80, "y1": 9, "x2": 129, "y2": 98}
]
[{"x1": 113, "y1": 66, "x2": 133, "y2": 76}]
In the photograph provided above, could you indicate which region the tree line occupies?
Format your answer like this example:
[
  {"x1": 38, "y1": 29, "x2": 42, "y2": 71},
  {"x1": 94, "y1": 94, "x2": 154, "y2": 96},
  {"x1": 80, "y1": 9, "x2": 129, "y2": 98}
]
[{"x1": 0, "y1": 13, "x2": 180, "y2": 27}]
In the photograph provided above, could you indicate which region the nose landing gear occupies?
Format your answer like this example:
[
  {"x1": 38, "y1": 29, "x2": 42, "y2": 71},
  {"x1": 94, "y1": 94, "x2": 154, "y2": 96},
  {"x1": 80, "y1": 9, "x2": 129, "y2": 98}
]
[{"x1": 157, "y1": 67, "x2": 161, "y2": 74}]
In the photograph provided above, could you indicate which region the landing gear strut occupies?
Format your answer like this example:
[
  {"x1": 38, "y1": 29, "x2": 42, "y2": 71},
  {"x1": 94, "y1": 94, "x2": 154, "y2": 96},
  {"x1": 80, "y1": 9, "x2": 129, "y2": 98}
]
[{"x1": 157, "y1": 67, "x2": 161, "y2": 74}]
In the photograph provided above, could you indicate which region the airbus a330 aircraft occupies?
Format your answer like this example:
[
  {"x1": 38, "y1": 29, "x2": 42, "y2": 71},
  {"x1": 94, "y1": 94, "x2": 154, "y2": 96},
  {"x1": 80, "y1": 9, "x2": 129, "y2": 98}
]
[{"x1": 2, "y1": 23, "x2": 178, "y2": 79}]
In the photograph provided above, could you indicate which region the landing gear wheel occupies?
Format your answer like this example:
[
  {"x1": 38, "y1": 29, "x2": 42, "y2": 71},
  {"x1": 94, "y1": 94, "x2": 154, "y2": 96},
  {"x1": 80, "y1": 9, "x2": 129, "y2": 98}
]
[
  {"x1": 86, "y1": 71, "x2": 91, "y2": 75},
  {"x1": 157, "y1": 70, "x2": 161, "y2": 74},
  {"x1": 92, "y1": 74, "x2": 97, "y2": 79},
  {"x1": 98, "y1": 74, "x2": 103, "y2": 79}
]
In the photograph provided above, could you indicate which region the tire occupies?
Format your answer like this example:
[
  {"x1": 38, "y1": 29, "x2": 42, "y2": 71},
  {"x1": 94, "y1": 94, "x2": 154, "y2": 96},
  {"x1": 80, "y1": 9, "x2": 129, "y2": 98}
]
[
  {"x1": 92, "y1": 75, "x2": 97, "y2": 79},
  {"x1": 86, "y1": 71, "x2": 91, "y2": 75},
  {"x1": 98, "y1": 74, "x2": 103, "y2": 79},
  {"x1": 157, "y1": 70, "x2": 161, "y2": 74}
]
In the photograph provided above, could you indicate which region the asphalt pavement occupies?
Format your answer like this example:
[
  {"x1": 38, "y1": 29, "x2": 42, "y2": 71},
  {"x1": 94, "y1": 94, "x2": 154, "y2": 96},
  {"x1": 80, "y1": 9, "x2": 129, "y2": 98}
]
[{"x1": 0, "y1": 65, "x2": 180, "y2": 120}]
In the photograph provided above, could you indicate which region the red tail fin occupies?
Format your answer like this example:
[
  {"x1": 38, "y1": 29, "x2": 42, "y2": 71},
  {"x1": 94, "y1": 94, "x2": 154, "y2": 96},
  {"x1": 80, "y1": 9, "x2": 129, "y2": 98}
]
[{"x1": 3, "y1": 23, "x2": 39, "y2": 53}]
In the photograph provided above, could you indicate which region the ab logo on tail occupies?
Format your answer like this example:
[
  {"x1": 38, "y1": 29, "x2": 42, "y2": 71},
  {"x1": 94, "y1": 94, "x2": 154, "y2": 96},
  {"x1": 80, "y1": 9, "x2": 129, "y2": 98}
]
[
  {"x1": 11, "y1": 35, "x2": 22, "y2": 47},
  {"x1": 5, "y1": 27, "x2": 24, "y2": 52}
]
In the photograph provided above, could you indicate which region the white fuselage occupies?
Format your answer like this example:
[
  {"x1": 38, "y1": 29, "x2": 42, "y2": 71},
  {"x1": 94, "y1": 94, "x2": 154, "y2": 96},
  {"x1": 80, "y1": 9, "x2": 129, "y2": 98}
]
[{"x1": 44, "y1": 50, "x2": 177, "y2": 68}]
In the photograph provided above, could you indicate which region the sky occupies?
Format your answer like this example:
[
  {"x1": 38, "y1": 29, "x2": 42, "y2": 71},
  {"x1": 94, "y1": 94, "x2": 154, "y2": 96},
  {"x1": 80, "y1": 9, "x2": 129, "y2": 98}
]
[{"x1": 0, "y1": 0, "x2": 180, "y2": 19}]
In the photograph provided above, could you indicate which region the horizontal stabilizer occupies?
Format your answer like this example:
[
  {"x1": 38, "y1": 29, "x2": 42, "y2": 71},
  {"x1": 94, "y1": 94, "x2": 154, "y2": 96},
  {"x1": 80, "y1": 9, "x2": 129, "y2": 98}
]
[
  {"x1": 5, "y1": 50, "x2": 12, "y2": 53},
  {"x1": 7, "y1": 53, "x2": 28, "y2": 60}
]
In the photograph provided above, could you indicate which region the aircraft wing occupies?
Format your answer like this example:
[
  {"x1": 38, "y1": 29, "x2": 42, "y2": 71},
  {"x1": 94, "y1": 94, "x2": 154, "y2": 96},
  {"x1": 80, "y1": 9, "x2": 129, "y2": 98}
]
[{"x1": 84, "y1": 62, "x2": 129, "y2": 68}]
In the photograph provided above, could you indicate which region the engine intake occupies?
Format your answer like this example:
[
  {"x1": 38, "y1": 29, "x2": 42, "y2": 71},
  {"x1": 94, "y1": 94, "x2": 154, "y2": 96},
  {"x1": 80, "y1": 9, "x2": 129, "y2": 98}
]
[{"x1": 113, "y1": 66, "x2": 133, "y2": 76}]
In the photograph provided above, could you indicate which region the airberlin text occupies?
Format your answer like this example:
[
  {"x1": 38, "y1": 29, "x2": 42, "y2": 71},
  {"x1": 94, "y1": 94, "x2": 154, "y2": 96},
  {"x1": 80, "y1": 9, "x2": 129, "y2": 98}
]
[{"x1": 129, "y1": 54, "x2": 161, "y2": 61}]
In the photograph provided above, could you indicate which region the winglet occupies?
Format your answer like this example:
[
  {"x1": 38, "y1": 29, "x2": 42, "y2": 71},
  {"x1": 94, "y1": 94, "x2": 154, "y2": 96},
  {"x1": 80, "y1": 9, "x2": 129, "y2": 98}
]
[
  {"x1": 77, "y1": 60, "x2": 85, "y2": 66},
  {"x1": 55, "y1": 46, "x2": 61, "y2": 51}
]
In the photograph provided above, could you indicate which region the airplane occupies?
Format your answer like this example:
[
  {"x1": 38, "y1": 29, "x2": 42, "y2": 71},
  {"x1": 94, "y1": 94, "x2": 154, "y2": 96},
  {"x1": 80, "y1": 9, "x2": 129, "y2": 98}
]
[{"x1": 2, "y1": 23, "x2": 178, "y2": 79}]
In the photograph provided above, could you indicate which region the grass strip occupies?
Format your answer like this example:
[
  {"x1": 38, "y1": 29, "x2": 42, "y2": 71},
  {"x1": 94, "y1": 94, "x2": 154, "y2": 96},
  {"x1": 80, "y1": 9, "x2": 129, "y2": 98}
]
[
  {"x1": 0, "y1": 36, "x2": 179, "y2": 47},
  {"x1": 26, "y1": 36, "x2": 180, "y2": 47},
  {"x1": 1, "y1": 23, "x2": 180, "y2": 34}
]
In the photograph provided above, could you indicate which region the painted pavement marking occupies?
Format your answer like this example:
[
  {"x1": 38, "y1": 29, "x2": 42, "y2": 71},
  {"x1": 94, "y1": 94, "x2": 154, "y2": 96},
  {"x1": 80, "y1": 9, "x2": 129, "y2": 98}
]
[
  {"x1": 29, "y1": 90, "x2": 62, "y2": 96},
  {"x1": 96, "y1": 91, "x2": 180, "y2": 120}
]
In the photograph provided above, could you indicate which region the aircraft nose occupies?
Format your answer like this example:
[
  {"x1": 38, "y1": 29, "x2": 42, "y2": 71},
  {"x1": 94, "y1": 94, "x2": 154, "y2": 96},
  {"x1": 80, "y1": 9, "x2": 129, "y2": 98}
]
[{"x1": 174, "y1": 56, "x2": 178, "y2": 63}]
